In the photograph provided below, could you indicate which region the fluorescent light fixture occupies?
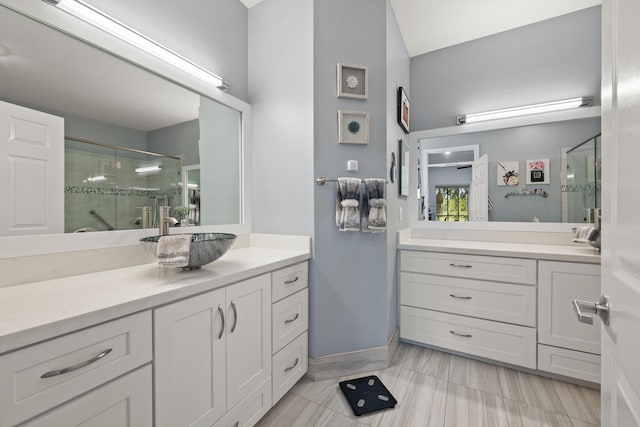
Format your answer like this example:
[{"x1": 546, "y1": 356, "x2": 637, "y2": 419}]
[
  {"x1": 44, "y1": 0, "x2": 228, "y2": 90},
  {"x1": 456, "y1": 97, "x2": 593, "y2": 125},
  {"x1": 87, "y1": 175, "x2": 107, "y2": 181},
  {"x1": 135, "y1": 165, "x2": 161, "y2": 173},
  {"x1": 187, "y1": 183, "x2": 199, "y2": 188}
]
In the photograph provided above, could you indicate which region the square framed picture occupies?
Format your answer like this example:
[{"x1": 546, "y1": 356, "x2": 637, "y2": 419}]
[
  {"x1": 526, "y1": 159, "x2": 550, "y2": 184},
  {"x1": 497, "y1": 161, "x2": 520, "y2": 186},
  {"x1": 397, "y1": 86, "x2": 410, "y2": 134},
  {"x1": 337, "y1": 63, "x2": 368, "y2": 99},
  {"x1": 338, "y1": 110, "x2": 369, "y2": 144}
]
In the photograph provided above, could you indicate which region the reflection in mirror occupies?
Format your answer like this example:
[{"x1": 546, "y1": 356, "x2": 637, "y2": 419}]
[
  {"x1": 418, "y1": 117, "x2": 601, "y2": 223},
  {"x1": 0, "y1": 5, "x2": 242, "y2": 236}
]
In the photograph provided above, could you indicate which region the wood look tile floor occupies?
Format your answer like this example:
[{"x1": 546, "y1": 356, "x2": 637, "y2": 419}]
[{"x1": 256, "y1": 343, "x2": 600, "y2": 427}]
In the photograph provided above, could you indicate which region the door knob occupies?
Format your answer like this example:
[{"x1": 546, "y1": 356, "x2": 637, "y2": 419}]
[{"x1": 572, "y1": 295, "x2": 610, "y2": 326}]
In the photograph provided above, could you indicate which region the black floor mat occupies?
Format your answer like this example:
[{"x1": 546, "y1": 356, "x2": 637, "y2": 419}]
[{"x1": 338, "y1": 375, "x2": 398, "y2": 416}]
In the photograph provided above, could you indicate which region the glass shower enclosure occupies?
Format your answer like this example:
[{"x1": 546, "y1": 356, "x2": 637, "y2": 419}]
[
  {"x1": 64, "y1": 137, "x2": 182, "y2": 233},
  {"x1": 562, "y1": 134, "x2": 601, "y2": 223}
]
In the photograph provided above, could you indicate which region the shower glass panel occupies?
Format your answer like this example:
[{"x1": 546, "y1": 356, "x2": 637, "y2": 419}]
[
  {"x1": 64, "y1": 138, "x2": 181, "y2": 233},
  {"x1": 562, "y1": 134, "x2": 601, "y2": 223}
]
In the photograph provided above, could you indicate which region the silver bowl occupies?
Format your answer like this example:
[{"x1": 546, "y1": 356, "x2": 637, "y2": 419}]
[{"x1": 140, "y1": 233, "x2": 237, "y2": 268}]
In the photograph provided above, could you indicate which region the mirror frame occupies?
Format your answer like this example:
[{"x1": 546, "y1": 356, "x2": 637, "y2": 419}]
[
  {"x1": 0, "y1": 0, "x2": 252, "y2": 258},
  {"x1": 409, "y1": 105, "x2": 601, "y2": 232}
]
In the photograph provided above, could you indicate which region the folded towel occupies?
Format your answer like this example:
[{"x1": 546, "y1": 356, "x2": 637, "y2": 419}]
[
  {"x1": 156, "y1": 234, "x2": 192, "y2": 267},
  {"x1": 362, "y1": 178, "x2": 387, "y2": 233},
  {"x1": 572, "y1": 226, "x2": 597, "y2": 244},
  {"x1": 336, "y1": 177, "x2": 362, "y2": 231}
]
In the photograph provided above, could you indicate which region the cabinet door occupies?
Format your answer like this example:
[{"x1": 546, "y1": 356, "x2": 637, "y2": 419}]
[
  {"x1": 21, "y1": 365, "x2": 152, "y2": 427},
  {"x1": 538, "y1": 261, "x2": 601, "y2": 354},
  {"x1": 226, "y1": 274, "x2": 271, "y2": 410},
  {"x1": 154, "y1": 288, "x2": 227, "y2": 427}
]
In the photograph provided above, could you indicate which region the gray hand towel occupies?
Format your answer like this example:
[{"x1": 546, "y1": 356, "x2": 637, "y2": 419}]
[
  {"x1": 362, "y1": 179, "x2": 387, "y2": 233},
  {"x1": 156, "y1": 234, "x2": 192, "y2": 267},
  {"x1": 336, "y1": 177, "x2": 362, "y2": 231}
]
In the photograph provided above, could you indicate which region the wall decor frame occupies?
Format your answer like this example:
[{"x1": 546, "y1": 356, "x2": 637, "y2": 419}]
[
  {"x1": 337, "y1": 63, "x2": 368, "y2": 99},
  {"x1": 397, "y1": 86, "x2": 410, "y2": 134},
  {"x1": 526, "y1": 158, "x2": 550, "y2": 184},
  {"x1": 338, "y1": 110, "x2": 369, "y2": 144},
  {"x1": 497, "y1": 161, "x2": 520, "y2": 186}
]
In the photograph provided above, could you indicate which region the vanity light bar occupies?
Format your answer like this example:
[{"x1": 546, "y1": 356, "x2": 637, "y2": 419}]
[
  {"x1": 43, "y1": 0, "x2": 229, "y2": 90},
  {"x1": 135, "y1": 165, "x2": 161, "y2": 173},
  {"x1": 456, "y1": 97, "x2": 593, "y2": 125}
]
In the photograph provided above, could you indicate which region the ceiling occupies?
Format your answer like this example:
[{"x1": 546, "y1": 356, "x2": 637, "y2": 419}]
[{"x1": 241, "y1": 0, "x2": 601, "y2": 57}]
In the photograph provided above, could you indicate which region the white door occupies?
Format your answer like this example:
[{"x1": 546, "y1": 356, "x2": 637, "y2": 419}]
[
  {"x1": 225, "y1": 274, "x2": 271, "y2": 410},
  {"x1": 469, "y1": 154, "x2": 488, "y2": 221},
  {"x1": 0, "y1": 100, "x2": 64, "y2": 236},
  {"x1": 154, "y1": 288, "x2": 227, "y2": 427},
  {"x1": 600, "y1": 0, "x2": 640, "y2": 424}
]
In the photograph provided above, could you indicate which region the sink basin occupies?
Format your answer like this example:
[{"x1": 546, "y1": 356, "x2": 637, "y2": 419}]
[{"x1": 140, "y1": 233, "x2": 237, "y2": 268}]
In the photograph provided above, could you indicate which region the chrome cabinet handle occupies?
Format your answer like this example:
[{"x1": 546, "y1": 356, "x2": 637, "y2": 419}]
[
  {"x1": 449, "y1": 330, "x2": 472, "y2": 338},
  {"x1": 449, "y1": 294, "x2": 472, "y2": 300},
  {"x1": 572, "y1": 295, "x2": 610, "y2": 326},
  {"x1": 284, "y1": 313, "x2": 300, "y2": 324},
  {"x1": 218, "y1": 305, "x2": 225, "y2": 339},
  {"x1": 40, "y1": 348, "x2": 113, "y2": 378},
  {"x1": 449, "y1": 263, "x2": 472, "y2": 268},
  {"x1": 284, "y1": 357, "x2": 299, "y2": 372},
  {"x1": 230, "y1": 301, "x2": 238, "y2": 333},
  {"x1": 284, "y1": 276, "x2": 299, "y2": 284}
]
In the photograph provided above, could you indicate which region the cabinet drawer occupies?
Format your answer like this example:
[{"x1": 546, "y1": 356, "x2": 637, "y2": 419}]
[
  {"x1": 214, "y1": 378, "x2": 271, "y2": 427},
  {"x1": 272, "y1": 288, "x2": 308, "y2": 353},
  {"x1": 272, "y1": 331, "x2": 308, "y2": 404},
  {"x1": 400, "y1": 306, "x2": 536, "y2": 369},
  {"x1": 272, "y1": 262, "x2": 308, "y2": 303},
  {"x1": 401, "y1": 251, "x2": 536, "y2": 285},
  {"x1": 20, "y1": 365, "x2": 152, "y2": 427},
  {"x1": 0, "y1": 311, "x2": 152, "y2": 427},
  {"x1": 401, "y1": 272, "x2": 536, "y2": 326},
  {"x1": 538, "y1": 344, "x2": 600, "y2": 384}
]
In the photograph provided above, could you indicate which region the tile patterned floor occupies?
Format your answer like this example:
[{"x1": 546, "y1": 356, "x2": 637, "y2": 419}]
[{"x1": 256, "y1": 342, "x2": 600, "y2": 427}]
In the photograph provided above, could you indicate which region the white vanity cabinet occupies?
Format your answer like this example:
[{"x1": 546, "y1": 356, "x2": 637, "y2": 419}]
[
  {"x1": 270, "y1": 262, "x2": 309, "y2": 404},
  {"x1": 537, "y1": 261, "x2": 601, "y2": 383},
  {"x1": 400, "y1": 251, "x2": 537, "y2": 369},
  {"x1": 154, "y1": 273, "x2": 272, "y2": 427},
  {"x1": 0, "y1": 311, "x2": 152, "y2": 427}
]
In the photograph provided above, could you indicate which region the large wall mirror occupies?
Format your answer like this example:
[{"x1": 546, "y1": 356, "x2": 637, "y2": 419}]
[
  {"x1": 416, "y1": 115, "x2": 601, "y2": 224},
  {"x1": 0, "y1": 3, "x2": 245, "y2": 240}
]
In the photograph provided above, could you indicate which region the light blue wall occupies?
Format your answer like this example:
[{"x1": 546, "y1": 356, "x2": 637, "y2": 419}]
[
  {"x1": 385, "y1": 1, "x2": 410, "y2": 343},
  {"x1": 64, "y1": 113, "x2": 148, "y2": 151},
  {"x1": 410, "y1": 6, "x2": 601, "y2": 130},
  {"x1": 85, "y1": 0, "x2": 249, "y2": 102},
  {"x1": 312, "y1": 0, "x2": 389, "y2": 357},
  {"x1": 148, "y1": 119, "x2": 200, "y2": 166},
  {"x1": 248, "y1": 0, "x2": 315, "y2": 236}
]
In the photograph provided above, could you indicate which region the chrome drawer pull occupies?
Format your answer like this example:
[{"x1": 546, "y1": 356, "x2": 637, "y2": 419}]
[
  {"x1": 230, "y1": 301, "x2": 238, "y2": 333},
  {"x1": 284, "y1": 276, "x2": 299, "y2": 284},
  {"x1": 449, "y1": 263, "x2": 472, "y2": 268},
  {"x1": 284, "y1": 357, "x2": 299, "y2": 372},
  {"x1": 449, "y1": 330, "x2": 472, "y2": 338},
  {"x1": 285, "y1": 313, "x2": 300, "y2": 324},
  {"x1": 40, "y1": 348, "x2": 113, "y2": 379},
  {"x1": 449, "y1": 294, "x2": 472, "y2": 300},
  {"x1": 218, "y1": 305, "x2": 225, "y2": 339}
]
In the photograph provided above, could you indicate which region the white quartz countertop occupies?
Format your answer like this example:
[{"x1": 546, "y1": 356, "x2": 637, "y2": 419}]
[
  {"x1": 398, "y1": 237, "x2": 601, "y2": 264},
  {"x1": 0, "y1": 242, "x2": 310, "y2": 354}
]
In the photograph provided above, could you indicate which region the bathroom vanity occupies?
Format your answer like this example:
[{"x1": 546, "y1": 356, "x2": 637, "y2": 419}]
[
  {"x1": 0, "y1": 234, "x2": 310, "y2": 427},
  {"x1": 398, "y1": 228, "x2": 601, "y2": 385}
]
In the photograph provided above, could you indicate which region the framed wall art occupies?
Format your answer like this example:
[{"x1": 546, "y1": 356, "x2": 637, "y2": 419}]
[
  {"x1": 337, "y1": 63, "x2": 368, "y2": 99},
  {"x1": 497, "y1": 161, "x2": 520, "y2": 186},
  {"x1": 338, "y1": 110, "x2": 369, "y2": 144},
  {"x1": 526, "y1": 159, "x2": 550, "y2": 184},
  {"x1": 397, "y1": 86, "x2": 410, "y2": 134}
]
